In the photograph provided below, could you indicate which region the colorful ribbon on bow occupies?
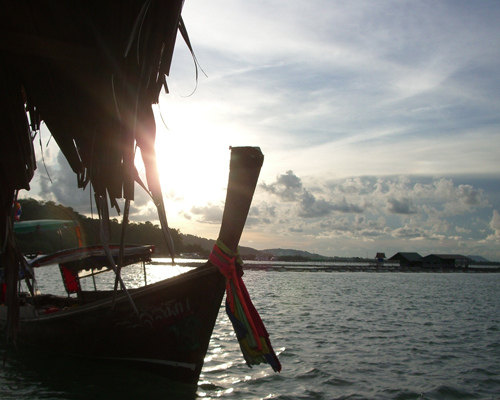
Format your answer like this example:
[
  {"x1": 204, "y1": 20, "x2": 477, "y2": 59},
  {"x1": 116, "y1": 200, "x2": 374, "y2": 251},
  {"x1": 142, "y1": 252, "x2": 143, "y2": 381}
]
[{"x1": 209, "y1": 239, "x2": 281, "y2": 372}]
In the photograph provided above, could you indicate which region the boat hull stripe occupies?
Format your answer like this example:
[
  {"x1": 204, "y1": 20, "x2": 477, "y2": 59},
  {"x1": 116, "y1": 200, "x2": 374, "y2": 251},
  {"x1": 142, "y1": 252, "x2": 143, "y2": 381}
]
[{"x1": 99, "y1": 356, "x2": 197, "y2": 371}]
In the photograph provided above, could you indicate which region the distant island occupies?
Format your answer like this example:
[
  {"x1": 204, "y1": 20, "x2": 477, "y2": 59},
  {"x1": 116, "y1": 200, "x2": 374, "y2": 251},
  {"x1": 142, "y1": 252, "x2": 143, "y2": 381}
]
[{"x1": 15, "y1": 199, "x2": 500, "y2": 272}]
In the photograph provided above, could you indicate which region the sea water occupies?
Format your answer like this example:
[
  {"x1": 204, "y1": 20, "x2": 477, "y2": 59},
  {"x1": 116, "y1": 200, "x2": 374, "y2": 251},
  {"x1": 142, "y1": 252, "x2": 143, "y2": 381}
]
[{"x1": 1, "y1": 265, "x2": 499, "y2": 400}]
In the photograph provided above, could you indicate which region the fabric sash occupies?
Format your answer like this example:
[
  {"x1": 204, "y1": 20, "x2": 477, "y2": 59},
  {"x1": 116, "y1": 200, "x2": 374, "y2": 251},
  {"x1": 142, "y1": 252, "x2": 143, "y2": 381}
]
[{"x1": 209, "y1": 240, "x2": 281, "y2": 372}]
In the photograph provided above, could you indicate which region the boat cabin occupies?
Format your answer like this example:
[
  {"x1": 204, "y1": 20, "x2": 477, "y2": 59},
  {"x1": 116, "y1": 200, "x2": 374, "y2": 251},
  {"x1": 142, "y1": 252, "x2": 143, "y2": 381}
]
[{"x1": 1, "y1": 244, "x2": 153, "y2": 312}]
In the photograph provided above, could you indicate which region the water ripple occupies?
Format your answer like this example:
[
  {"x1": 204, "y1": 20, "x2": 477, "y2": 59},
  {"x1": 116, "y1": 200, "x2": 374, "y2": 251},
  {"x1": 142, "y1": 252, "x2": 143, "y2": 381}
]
[{"x1": 2, "y1": 270, "x2": 499, "y2": 399}]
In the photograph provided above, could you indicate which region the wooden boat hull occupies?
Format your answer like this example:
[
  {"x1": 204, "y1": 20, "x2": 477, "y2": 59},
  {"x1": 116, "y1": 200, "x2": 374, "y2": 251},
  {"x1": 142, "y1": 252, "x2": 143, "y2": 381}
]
[{"x1": 1, "y1": 265, "x2": 225, "y2": 384}]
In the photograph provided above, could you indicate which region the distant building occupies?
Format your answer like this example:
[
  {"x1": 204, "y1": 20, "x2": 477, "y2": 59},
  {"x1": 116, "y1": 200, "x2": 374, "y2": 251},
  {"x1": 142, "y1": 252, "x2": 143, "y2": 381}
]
[
  {"x1": 422, "y1": 254, "x2": 470, "y2": 268},
  {"x1": 388, "y1": 252, "x2": 423, "y2": 268},
  {"x1": 375, "y1": 252, "x2": 386, "y2": 266}
]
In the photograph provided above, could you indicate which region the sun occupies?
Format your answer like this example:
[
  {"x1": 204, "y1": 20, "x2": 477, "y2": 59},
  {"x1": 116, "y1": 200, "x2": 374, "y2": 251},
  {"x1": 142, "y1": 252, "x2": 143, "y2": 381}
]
[
  {"x1": 154, "y1": 128, "x2": 229, "y2": 204},
  {"x1": 146, "y1": 104, "x2": 231, "y2": 227}
]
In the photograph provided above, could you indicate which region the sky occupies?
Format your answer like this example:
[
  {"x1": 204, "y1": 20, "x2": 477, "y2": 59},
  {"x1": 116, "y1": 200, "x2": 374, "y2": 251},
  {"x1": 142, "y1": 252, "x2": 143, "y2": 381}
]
[{"x1": 22, "y1": 0, "x2": 500, "y2": 260}]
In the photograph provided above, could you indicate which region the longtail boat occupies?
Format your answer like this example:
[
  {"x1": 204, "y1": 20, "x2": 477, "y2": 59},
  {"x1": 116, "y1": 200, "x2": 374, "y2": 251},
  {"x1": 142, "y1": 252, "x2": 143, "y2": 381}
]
[
  {"x1": 1, "y1": 243, "x2": 223, "y2": 383},
  {"x1": 1, "y1": 147, "x2": 279, "y2": 383}
]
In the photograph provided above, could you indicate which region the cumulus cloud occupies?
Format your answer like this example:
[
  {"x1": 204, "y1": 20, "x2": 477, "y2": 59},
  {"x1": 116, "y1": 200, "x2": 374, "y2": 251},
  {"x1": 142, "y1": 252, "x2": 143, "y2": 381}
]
[
  {"x1": 387, "y1": 197, "x2": 416, "y2": 214},
  {"x1": 336, "y1": 177, "x2": 367, "y2": 194},
  {"x1": 261, "y1": 170, "x2": 303, "y2": 201},
  {"x1": 190, "y1": 204, "x2": 223, "y2": 224},
  {"x1": 316, "y1": 214, "x2": 387, "y2": 238},
  {"x1": 299, "y1": 190, "x2": 333, "y2": 218},
  {"x1": 332, "y1": 197, "x2": 365, "y2": 213},
  {"x1": 392, "y1": 226, "x2": 427, "y2": 240},
  {"x1": 262, "y1": 171, "x2": 366, "y2": 219},
  {"x1": 37, "y1": 151, "x2": 92, "y2": 211},
  {"x1": 129, "y1": 201, "x2": 158, "y2": 222},
  {"x1": 254, "y1": 171, "x2": 498, "y2": 257},
  {"x1": 457, "y1": 184, "x2": 482, "y2": 206},
  {"x1": 260, "y1": 203, "x2": 276, "y2": 218}
]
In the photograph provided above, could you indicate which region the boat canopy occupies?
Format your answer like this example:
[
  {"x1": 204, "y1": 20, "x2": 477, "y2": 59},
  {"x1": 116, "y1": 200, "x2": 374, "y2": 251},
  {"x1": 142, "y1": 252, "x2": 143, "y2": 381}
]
[
  {"x1": 14, "y1": 219, "x2": 79, "y2": 234},
  {"x1": 29, "y1": 244, "x2": 154, "y2": 273}
]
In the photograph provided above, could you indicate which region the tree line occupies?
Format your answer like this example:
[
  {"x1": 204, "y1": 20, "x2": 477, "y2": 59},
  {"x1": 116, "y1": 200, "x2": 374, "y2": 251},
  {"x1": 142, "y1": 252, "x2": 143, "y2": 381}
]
[{"x1": 15, "y1": 198, "x2": 206, "y2": 257}]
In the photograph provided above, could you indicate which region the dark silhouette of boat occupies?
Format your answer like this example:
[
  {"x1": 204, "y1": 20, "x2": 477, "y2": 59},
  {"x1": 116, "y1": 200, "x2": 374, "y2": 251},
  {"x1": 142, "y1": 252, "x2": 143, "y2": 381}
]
[
  {"x1": 2, "y1": 244, "x2": 224, "y2": 383},
  {"x1": 1, "y1": 146, "x2": 265, "y2": 384}
]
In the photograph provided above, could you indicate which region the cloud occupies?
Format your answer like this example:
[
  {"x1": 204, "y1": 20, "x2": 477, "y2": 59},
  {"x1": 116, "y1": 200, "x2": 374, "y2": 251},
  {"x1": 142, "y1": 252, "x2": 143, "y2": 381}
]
[
  {"x1": 261, "y1": 170, "x2": 303, "y2": 201},
  {"x1": 489, "y1": 210, "x2": 500, "y2": 238},
  {"x1": 387, "y1": 197, "x2": 416, "y2": 215},
  {"x1": 457, "y1": 184, "x2": 482, "y2": 206},
  {"x1": 299, "y1": 190, "x2": 333, "y2": 218},
  {"x1": 252, "y1": 172, "x2": 499, "y2": 257},
  {"x1": 37, "y1": 151, "x2": 92, "y2": 211},
  {"x1": 262, "y1": 171, "x2": 365, "y2": 219},
  {"x1": 244, "y1": 204, "x2": 274, "y2": 226},
  {"x1": 190, "y1": 204, "x2": 224, "y2": 224},
  {"x1": 32, "y1": 150, "x2": 158, "y2": 220},
  {"x1": 129, "y1": 201, "x2": 158, "y2": 222},
  {"x1": 392, "y1": 226, "x2": 427, "y2": 240}
]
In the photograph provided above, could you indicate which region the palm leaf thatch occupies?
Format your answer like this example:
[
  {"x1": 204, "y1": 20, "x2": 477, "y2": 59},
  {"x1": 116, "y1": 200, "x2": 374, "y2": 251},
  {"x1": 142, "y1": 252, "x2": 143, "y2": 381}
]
[{"x1": 0, "y1": 0, "x2": 188, "y2": 340}]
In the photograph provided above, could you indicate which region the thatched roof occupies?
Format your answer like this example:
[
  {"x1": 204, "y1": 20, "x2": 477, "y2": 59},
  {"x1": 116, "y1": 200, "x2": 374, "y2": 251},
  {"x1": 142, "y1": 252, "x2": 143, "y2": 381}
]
[{"x1": 1, "y1": 0, "x2": 186, "y2": 205}]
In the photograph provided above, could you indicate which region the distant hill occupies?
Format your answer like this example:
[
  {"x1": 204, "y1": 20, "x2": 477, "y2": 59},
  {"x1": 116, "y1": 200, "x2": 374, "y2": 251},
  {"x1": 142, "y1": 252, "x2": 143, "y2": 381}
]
[
  {"x1": 180, "y1": 233, "x2": 263, "y2": 258},
  {"x1": 467, "y1": 255, "x2": 490, "y2": 262},
  {"x1": 178, "y1": 238, "x2": 331, "y2": 261},
  {"x1": 262, "y1": 248, "x2": 331, "y2": 261},
  {"x1": 178, "y1": 236, "x2": 370, "y2": 261},
  {"x1": 180, "y1": 234, "x2": 214, "y2": 255}
]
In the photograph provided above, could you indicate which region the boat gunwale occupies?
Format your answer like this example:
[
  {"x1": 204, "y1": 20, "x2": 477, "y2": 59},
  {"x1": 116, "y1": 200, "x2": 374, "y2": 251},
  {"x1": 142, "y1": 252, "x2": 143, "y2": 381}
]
[{"x1": 20, "y1": 263, "x2": 220, "y2": 322}]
